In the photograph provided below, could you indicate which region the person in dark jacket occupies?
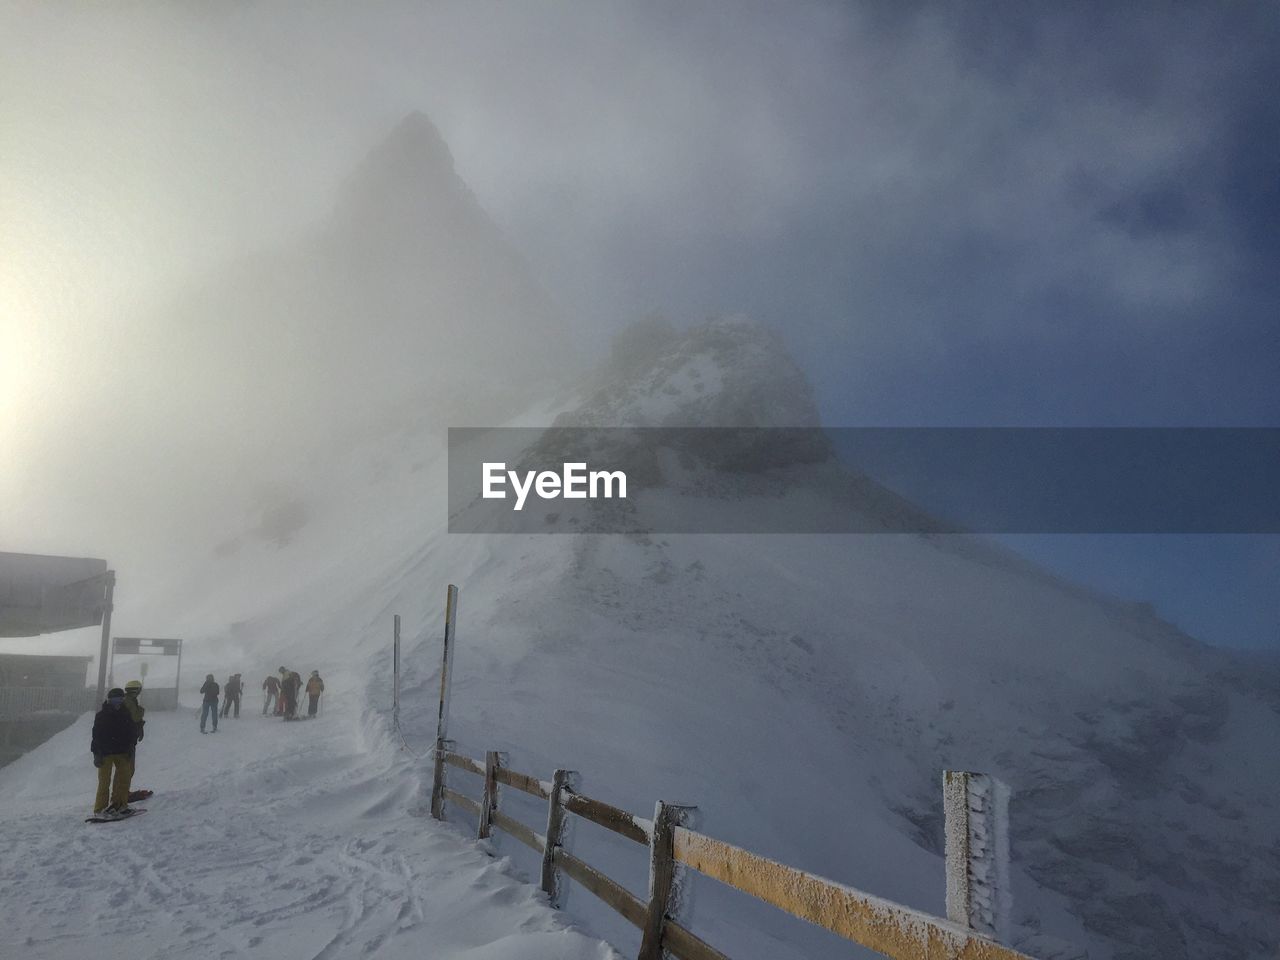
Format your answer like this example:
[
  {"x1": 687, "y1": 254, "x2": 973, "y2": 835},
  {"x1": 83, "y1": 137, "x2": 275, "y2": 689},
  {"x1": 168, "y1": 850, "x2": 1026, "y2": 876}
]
[
  {"x1": 91, "y1": 687, "x2": 139, "y2": 816},
  {"x1": 305, "y1": 670, "x2": 325, "y2": 717},
  {"x1": 262, "y1": 673, "x2": 280, "y2": 715},
  {"x1": 221, "y1": 673, "x2": 243, "y2": 718},
  {"x1": 199, "y1": 674, "x2": 220, "y2": 733},
  {"x1": 279, "y1": 667, "x2": 302, "y2": 720}
]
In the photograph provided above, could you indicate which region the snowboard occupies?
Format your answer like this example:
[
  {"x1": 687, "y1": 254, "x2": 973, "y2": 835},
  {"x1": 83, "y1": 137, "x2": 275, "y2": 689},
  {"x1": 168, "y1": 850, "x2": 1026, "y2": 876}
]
[
  {"x1": 85, "y1": 808, "x2": 147, "y2": 824},
  {"x1": 128, "y1": 789, "x2": 153, "y2": 802}
]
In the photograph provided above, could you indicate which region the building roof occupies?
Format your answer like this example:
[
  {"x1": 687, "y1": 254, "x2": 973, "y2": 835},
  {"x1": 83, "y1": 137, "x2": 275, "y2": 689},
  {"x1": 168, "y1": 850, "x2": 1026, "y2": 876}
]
[{"x1": 0, "y1": 552, "x2": 109, "y2": 637}]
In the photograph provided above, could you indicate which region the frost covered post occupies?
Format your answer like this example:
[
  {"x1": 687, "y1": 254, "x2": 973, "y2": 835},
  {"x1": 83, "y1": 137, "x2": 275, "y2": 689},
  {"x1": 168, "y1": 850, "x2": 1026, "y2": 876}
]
[
  {"x1": 638, "y1": 801, "x2": 697, "y2": 960},
  {"x1": 944, "y1": 770, "x2": 1011, "y2": 942},
  {"x1": 478, "y1": 750, "x2": 505, "y2": 839},
  {"x1": 430, "y1": 584, "x2": 460, "y2": 820},
  {"x1": 541, "y1": 768, "x2": 579, "y2": 906},
  {"x1": 392, "y1": 614, "x2": 401, "y2": 731}
]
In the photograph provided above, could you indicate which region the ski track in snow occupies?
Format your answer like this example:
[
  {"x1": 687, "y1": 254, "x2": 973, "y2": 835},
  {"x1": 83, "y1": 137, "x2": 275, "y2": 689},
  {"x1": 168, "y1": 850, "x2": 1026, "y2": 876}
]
[{"x1": 0, "y1": 684, "x2": 619, "y2": 960}]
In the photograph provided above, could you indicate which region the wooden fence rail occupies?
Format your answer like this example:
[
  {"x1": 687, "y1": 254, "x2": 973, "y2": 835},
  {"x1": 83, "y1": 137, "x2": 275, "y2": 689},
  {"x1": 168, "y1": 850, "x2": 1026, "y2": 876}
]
[{"x1": 430, "y1": 746, "x2": 1035, "y2": 960}]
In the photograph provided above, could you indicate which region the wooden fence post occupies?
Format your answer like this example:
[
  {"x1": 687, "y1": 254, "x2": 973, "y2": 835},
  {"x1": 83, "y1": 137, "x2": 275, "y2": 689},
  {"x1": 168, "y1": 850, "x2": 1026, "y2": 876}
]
[
  {"x1": 944, "y1": 770, "x2": 1011, "y2": 942},
  {"x1": 430, "y1": 585, "x2": 460, "y2": 821},
  {"x1": 639, "y1": 801, "x2": 697, "y2": 960},
  {"x1": 541, "y1": 768, "x2": 579, "y2": 906},
  {"x1": 392, "y1": 614, "x2": 401, "y2": 731},
  {"x1": 479, "y1": 750, "x2": 505, "y2": 839},
  {"x1": 430, "y1": 737, "x2": 455, "y2": 820}
]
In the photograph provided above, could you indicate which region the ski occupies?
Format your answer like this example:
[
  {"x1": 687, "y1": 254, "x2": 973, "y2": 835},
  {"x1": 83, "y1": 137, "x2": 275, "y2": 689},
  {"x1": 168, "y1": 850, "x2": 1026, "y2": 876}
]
[{"x1": 85, "y1": 808, "x2": 147, "y2": 824}]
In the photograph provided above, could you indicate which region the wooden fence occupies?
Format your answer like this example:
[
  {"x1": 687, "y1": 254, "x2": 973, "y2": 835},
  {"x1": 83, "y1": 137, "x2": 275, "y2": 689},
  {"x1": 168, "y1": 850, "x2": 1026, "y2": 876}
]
[{"x1": 430, "y1": 742, "x2": 1035, "y2": 960}]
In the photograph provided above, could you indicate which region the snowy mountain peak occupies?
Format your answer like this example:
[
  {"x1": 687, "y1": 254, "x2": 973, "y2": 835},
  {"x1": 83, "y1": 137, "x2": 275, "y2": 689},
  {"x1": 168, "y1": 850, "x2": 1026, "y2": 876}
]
[
  {"x1": 562, "y1": 315, "x2": 826, "y2": 430},
  {"x1": 334, "y1": 111, "x2": 478, "y2": 233}
]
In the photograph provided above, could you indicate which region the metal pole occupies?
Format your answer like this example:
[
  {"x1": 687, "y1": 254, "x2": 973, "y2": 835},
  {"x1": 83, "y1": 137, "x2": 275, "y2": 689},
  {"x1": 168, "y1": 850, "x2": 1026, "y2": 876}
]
[
  {"x1": 94, "y1": 571, "x2": 116, "y2": 704},
  {"x1": 174, "y1": 639, "x2": 184, "y2": 708}
]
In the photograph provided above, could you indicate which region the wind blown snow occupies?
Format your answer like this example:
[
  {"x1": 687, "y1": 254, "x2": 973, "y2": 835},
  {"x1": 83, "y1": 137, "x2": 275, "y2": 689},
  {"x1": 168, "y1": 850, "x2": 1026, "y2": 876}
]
[{"x1": 0, "y1": 675, "x2": 618, "y2": 960}]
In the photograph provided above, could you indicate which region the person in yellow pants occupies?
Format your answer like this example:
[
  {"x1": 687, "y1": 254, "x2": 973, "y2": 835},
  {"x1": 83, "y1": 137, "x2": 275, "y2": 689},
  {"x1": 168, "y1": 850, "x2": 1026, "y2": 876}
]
[{"x1": 91, "y1": 687, "x2": 139, "y2": 817}]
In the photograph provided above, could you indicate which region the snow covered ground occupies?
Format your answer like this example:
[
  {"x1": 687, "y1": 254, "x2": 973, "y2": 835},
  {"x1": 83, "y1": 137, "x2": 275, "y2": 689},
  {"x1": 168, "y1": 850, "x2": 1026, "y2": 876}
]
[{"x1": 0, "y1": 678, "x2": 618, "y2": 960}]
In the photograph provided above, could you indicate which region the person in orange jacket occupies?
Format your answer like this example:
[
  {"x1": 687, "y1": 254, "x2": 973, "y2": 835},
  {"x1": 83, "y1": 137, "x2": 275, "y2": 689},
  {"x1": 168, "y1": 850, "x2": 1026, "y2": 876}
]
[{"x1": 305, "y1": 670, "x2": 325, "y2": 717}]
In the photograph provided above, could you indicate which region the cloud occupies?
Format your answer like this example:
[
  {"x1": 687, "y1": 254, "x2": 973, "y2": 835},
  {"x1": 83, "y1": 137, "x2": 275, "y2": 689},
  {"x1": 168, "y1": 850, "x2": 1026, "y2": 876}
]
[{"x1": 2, "y1": 0, "x2": 1276, "y2": 574}]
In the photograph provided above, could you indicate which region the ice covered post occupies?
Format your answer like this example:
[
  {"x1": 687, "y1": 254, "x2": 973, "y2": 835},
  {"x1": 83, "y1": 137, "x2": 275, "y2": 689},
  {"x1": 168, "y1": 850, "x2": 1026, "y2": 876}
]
[
  {"x1": 638, "y1": 801, "x2": 698, "y2": 960},
  {"x1": 430, "y1": 584, "x2": 460, "y2": 820},
  {"x1": 392, "y1": 614, "x2": 401, "y2": 731},
  {"x1": 478, "y1": 750, "x2": 505, "y2": 839},
  {"x1": 944, "y1": 770, "x2": 1012, "y2": 942},
  {"x1": 540, "y1": 768, "x2": 579, "y2": 906}
]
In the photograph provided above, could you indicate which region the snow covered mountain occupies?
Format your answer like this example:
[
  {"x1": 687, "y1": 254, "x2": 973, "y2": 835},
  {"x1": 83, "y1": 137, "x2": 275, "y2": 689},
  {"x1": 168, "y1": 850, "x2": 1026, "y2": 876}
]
[
  {"x1": 7, "y1": 117, "x2": 1275, "y2": 960},
  {"x1": 82, "y1": 315, "x2": 1274, "y2": 960},
  {"x1": 449, "y1": 321, "x2": 1280, "y2": 960}
]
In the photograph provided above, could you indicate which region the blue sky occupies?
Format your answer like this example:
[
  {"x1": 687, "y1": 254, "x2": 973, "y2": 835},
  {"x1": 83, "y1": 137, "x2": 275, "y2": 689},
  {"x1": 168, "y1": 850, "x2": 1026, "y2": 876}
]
[
  {"x1": 556, "y1": 4, "x2": 1280, "y2": 648},
  {"x1": 996, "y1": 535, "x2": 1280, "y2": 651}
]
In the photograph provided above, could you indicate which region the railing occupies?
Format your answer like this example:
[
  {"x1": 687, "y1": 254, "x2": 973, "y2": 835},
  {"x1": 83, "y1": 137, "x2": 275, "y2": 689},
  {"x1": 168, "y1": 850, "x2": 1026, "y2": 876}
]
[
  {"x1": 431, "y1": 744, "x2": 1034, "y2": 960},
  {"x1": 0, "y1": 686, "x2": 95, "y2": 719}
]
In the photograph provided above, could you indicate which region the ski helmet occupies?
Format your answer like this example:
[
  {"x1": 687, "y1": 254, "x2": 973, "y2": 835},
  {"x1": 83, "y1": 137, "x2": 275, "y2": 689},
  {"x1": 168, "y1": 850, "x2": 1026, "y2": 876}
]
[
  {"x1": 107, "y1": 687, "x2": 125, "y2": 702},
  {"x1": 125, "y1": 680, "x2": 142, "y2": 693}
]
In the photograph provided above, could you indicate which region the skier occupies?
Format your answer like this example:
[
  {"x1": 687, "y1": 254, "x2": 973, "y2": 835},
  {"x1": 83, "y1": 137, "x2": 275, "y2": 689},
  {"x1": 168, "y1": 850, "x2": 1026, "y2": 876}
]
[
  {"x1": 199, "y1": 674, "x2": 220, "y2": 733},
  {"x1": 221, "y1": 673, "x2": 243, "y2": 718},
  {"x1": 262, "y1": 673, "x2": 280, "y2": 715},
  {"x1": 90, "y1": 687, "x2": 139, "y2": 818},
  {"x1": 280, "y1": 667, "x2": 302, "y2": 720},
  {"x1": 276, "y1": 666, "x2": 289, "y2": 717},
  {"x1": 305, "y1": 670, "x2": 325, "y2": 717}
]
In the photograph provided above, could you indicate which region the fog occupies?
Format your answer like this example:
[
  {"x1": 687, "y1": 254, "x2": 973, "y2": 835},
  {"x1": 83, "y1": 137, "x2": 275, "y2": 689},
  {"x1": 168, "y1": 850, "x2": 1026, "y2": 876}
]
[{"x1": 2, "y1": 2, "x2": 1276, "y2": 637}]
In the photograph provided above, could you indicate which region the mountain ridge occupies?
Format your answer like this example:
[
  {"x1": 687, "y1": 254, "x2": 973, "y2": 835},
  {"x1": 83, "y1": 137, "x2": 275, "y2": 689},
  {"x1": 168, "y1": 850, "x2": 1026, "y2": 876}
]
[{"x1": 140, "y1": 316, "x2": 1278, "y2": 959}]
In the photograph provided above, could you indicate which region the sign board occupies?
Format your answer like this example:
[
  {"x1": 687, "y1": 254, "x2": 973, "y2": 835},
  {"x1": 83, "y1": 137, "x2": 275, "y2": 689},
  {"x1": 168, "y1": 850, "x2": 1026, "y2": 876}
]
[
  {"x1": 0, "y1": 552, "x2": 110, "y2": 637},
  {"x1": 109, "y1": 637, "x2": 184, "y2": 710},
  {"x1": 112, "y1": 638, "x2": 182, "y2": 655}
]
